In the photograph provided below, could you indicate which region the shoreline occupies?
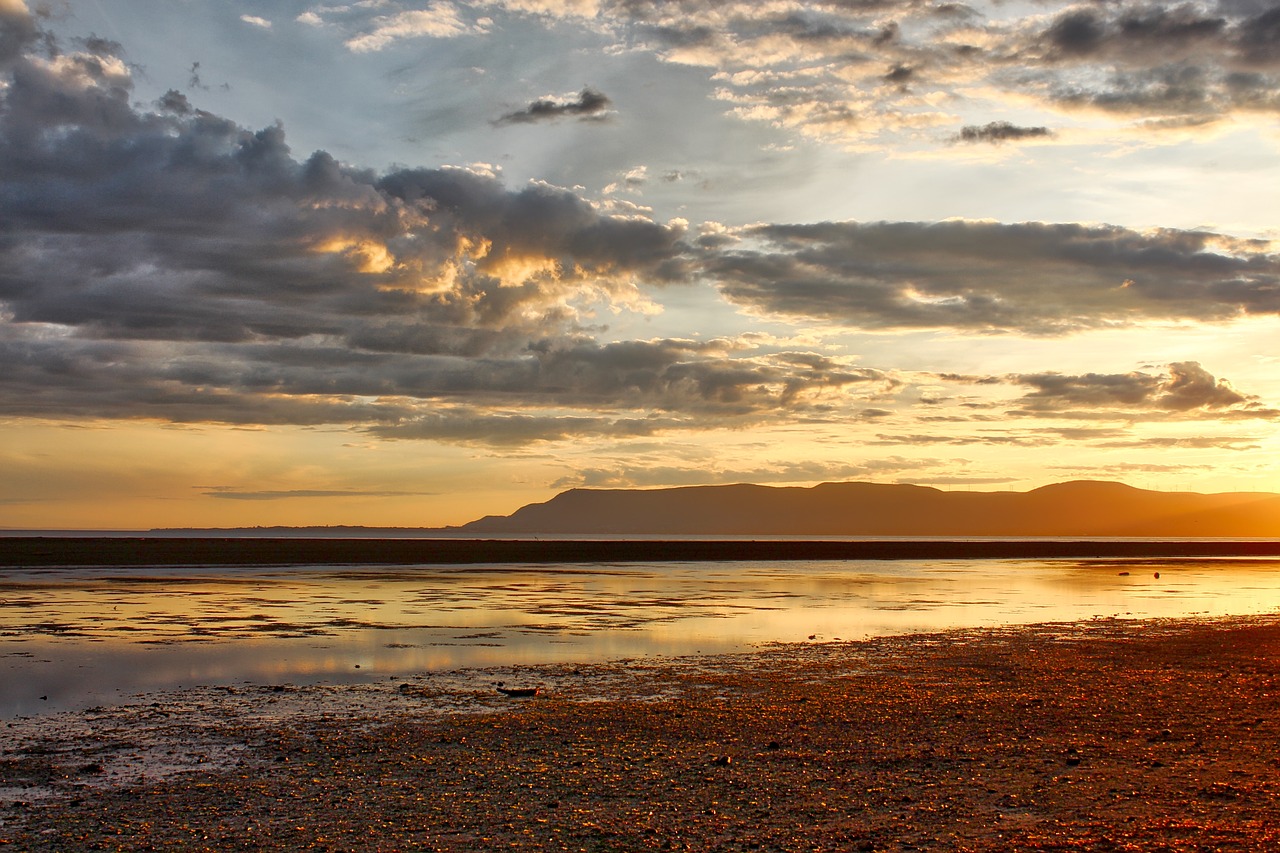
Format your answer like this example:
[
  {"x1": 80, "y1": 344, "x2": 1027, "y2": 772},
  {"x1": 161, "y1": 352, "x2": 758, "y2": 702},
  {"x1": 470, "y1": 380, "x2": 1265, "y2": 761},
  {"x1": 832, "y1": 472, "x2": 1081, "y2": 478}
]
[
  {"x1": 4, "y1": 536, "x2": 1280, "y2": 567},
  {"x1": 3, "y1": 612, "x2": 1279, "y2": 850}
]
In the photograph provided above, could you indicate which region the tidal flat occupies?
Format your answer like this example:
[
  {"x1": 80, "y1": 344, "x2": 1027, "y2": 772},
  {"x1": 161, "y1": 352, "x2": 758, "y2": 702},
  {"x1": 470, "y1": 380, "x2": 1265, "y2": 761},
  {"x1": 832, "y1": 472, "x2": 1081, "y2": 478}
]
[
  {"x1": 3, "y1": 614, "x2": 1279, "y2": 851},
  {"x1": 6, "y1": 547, "x2": 1280, "y2": 716}
]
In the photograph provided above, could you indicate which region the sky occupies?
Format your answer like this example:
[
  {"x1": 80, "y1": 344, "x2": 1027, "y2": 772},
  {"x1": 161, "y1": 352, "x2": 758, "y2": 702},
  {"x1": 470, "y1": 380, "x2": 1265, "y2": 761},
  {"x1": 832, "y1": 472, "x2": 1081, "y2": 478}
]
[{"x1": 2, "y1": 0, "x2": 1279, "y2": 529}]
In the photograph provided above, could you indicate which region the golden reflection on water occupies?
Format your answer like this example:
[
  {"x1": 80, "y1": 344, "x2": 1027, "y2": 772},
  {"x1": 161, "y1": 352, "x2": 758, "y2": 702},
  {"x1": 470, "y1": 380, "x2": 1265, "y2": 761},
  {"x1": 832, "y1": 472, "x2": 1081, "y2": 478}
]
[{"x1": 3, "y1": 558, "x2": 1279, "y2": 715}]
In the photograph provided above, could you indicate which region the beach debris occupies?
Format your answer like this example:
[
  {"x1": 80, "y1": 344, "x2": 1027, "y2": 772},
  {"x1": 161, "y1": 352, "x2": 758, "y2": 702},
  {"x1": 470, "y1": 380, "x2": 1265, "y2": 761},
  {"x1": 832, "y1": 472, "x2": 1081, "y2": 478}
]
[{"x1": 494, "y1": 681, "x2": 540, "y2": 698}]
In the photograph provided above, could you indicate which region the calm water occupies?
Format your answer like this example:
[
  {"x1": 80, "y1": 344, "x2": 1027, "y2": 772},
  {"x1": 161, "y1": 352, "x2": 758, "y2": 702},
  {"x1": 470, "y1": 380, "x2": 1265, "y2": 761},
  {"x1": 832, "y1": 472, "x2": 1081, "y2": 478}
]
[{"x1": 3, "y1": 557, "x2": 1279, "y2": 716}]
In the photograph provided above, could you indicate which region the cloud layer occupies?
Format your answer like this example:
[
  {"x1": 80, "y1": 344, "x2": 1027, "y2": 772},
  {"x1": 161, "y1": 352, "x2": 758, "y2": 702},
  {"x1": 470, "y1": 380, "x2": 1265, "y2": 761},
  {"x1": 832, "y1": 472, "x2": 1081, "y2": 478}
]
[
  {"x1": 291, "y1": 0, "x2": 1280, "y2": 147},
  {"x1": 708, "y1": 221, "x2": 1280, "y2": 334},
  {"x1": 1, "y1": 12, "x2": 1276, "y2": 456}
]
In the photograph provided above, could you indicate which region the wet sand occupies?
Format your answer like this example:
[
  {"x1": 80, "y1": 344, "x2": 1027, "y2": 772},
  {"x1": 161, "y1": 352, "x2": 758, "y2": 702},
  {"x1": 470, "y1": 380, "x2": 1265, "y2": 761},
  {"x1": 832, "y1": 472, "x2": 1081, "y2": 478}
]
[
  {"x1": 3, "y1": 614, "x2": 1278, "y2": 851},
  {"x1": 5, "y1": 536, "x2": 1280, "y2": 567}
]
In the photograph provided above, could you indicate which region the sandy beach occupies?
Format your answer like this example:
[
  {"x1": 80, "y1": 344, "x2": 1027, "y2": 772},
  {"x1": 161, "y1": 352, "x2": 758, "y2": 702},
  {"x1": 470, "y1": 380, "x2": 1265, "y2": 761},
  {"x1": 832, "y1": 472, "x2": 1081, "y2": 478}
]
[{"x1": 3, "y1": 613, "x2": 1278, "y2": 851}]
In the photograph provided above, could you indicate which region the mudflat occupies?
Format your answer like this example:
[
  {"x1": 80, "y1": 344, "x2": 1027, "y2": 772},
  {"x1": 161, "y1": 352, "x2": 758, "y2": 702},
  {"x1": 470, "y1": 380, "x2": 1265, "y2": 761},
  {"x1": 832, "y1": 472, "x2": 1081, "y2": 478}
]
[{"x1": 3, "y1": 614, "x2": 1278, "y2": 851}]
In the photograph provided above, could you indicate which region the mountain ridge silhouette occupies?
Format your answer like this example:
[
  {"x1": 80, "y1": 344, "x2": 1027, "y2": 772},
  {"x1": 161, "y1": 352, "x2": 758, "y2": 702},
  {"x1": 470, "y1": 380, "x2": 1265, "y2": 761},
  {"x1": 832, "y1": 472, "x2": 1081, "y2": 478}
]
[{"x1": 457, "y1": 480, "x2": 1280, "y2": 537}]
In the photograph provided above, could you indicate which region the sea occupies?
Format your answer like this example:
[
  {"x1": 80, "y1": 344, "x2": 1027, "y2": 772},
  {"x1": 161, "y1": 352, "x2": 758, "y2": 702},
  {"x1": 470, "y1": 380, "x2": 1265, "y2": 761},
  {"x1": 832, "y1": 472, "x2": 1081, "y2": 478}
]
[{"x1": 4, "y1": 540, "x2": 1280, "y2": 717}]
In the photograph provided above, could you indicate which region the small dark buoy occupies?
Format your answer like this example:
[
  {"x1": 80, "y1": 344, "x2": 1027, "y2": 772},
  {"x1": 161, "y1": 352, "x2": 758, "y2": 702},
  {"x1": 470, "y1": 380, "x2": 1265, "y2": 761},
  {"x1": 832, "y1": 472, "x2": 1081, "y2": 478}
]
[{"x1": 1154, "y1": 571, "x2": 1160, "y2": 579}]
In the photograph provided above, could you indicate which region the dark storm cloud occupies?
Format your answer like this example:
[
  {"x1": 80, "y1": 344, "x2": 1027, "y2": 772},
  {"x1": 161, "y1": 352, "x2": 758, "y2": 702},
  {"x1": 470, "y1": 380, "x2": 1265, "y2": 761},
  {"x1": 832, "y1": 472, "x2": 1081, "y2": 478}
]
[
  {"x1": 494, "y1": 87, "x2": 612, "y2": 125},
  {"x1": 953, "y1": 121, "x2": 1052, "y2": 144},
  {"x1": 707, "y1": 220, "x2": 1280, "y2": 334}
]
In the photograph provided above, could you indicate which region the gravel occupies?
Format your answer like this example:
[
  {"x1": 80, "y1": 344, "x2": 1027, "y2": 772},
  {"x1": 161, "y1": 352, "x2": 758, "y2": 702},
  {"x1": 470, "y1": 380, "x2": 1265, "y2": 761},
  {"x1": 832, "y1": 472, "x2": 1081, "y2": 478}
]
[{"x1": 3, "y1": 614, "x2": 1279, "y2": 851}]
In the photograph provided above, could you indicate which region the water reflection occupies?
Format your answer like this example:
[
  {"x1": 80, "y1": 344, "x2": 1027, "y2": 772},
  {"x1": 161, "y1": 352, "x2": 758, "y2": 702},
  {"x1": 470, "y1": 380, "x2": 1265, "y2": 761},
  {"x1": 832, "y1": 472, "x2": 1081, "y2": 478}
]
[{"x1": 3, "y1": 557, "x2": 1278, "y2": 716}]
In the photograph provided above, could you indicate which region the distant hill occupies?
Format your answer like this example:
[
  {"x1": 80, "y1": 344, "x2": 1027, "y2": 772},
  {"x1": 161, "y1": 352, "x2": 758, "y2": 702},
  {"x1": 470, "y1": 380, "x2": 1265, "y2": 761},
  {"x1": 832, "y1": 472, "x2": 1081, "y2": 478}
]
[{"x1": 455, "y1": 481, "x2": 1280, "y2": 538}]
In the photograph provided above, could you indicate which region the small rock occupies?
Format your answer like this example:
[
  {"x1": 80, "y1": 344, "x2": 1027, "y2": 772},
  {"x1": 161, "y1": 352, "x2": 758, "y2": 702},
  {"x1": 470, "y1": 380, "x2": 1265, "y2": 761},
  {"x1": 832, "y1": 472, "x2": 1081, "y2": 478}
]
[{"x1": 712, "y1": 755, "x2": 732, "y2": 766}]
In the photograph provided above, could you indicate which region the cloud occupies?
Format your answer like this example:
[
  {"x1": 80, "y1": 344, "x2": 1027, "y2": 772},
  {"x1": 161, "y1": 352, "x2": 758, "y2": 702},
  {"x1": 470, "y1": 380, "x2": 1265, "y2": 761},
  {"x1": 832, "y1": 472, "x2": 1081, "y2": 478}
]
[
  {"x1": 1049, "y1": 462, "x2": 1214, "y2": 475},
  {"x1": 1010, "y1": 362, "x2": 1278, "y2": 418},
  {"x1": 494, "y1": 87, "x2": 612, "y2": 124},
  {"x1": 0, "y1": 35, "x2": 725, "y2": 441},
  {"x1": 870, "y1": 432, "x2": 1055, "y2": 448},
  {"x1": 0, "y1": 0, "x2": 35, "y2": 69},
  {"x1": 706, "y1": 220, "x2": 1280, "y2": 334},
  {"x1": 551, "y1": 456, "x2": 945, "y2": 489},
  {"x1": 203, "y1": 488, "x2": 430, "y2": 500},
  {"x1": 240, "y1": 15, "x2": 272, "y2": 30},
  {"x1": 1009, "y1": 4, "x2": 1280, "y2": 119},
  {"x1": 3, "y1": 21, "x2": 1277, "y2": 451},
  {"x1": 953, "y1": 121, "x2": 1052, "y2": 144},
  {"x1": 286, "y1": 1, "x2": 1279, "y2": 148},
  {"x1": 343, "y1": 3, "x2": 483, "y2": 52},
  {"x1": 0, "y1": 30, "x2": 924, "y2": 444},
  {"x1": 608, "y1": 0, "x2": 1280, "y2": 145},
  {"x1": 1094, "y1": 436, "x2": 1263, "y2": 450},
  {"x1": 493, "y1": 0, "x2": 601, "y2": 17}
]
